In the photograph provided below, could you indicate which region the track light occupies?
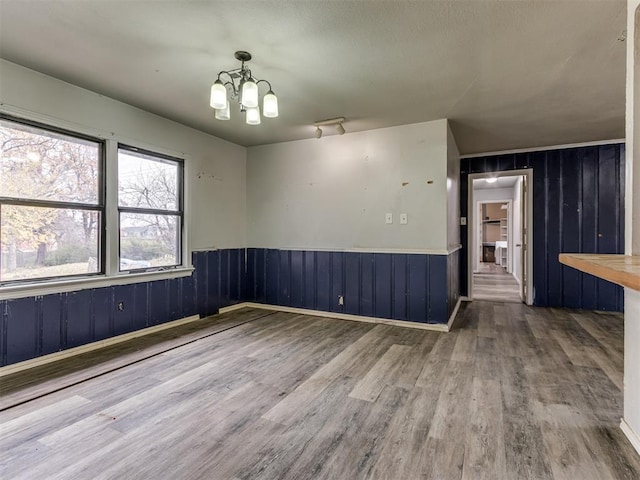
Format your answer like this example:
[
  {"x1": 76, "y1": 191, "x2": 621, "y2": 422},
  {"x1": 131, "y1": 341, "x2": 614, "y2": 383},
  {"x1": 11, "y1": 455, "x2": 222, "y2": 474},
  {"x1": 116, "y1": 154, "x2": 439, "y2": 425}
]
[{"x1": 313, "y1": 117, "x2": 346, "y2": 139}]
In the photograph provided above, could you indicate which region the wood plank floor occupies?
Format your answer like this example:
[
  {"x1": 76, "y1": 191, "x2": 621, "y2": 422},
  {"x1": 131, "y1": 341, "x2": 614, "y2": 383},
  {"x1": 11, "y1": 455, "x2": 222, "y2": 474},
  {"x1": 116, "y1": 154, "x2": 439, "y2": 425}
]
[
  {"x1": 474, "y1": 262, "x2": 522, "y2": 303},
  {"x1": 1, "y1": 302, "x2": 639, "y2": 479}
]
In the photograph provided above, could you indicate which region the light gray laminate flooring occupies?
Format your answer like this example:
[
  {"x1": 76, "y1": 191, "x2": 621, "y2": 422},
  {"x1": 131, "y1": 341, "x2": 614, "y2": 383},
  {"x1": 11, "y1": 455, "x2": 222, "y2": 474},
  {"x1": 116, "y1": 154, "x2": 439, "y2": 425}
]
[
  {"x1": 1, "y1": 303, "x2": 638, "y2": 479},
  {"x1": 474, "y1": 262, "x2": 522, "y2": 303}
]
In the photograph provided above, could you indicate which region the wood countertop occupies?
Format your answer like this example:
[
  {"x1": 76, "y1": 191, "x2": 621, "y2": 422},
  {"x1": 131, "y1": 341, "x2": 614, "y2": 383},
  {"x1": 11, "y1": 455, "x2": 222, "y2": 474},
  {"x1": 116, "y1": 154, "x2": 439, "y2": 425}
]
[{"x1": 559, "y1": 254, "x2": 640, "y2": 291}]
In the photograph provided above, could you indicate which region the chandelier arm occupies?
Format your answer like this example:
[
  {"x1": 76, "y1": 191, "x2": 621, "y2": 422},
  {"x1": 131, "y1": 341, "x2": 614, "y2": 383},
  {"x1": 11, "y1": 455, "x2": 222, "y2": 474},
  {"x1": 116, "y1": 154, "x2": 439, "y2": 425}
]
[
  {"x1": 255, "y1": 79, "x2": 273, "y2": 91},
  {"x1": 217, "y1": 69, "x2": 244, "y2": 97},
  {"x1": 222, "y1": 80, "x2": 237, "y2": 97},
  {"x1": 216, "y1": 70, "x2": 233, "y2": 81}
]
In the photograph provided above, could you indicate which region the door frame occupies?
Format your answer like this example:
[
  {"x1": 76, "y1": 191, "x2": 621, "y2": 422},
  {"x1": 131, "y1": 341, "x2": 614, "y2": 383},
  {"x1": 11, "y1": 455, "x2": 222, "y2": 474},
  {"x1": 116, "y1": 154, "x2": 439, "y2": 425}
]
[
  {"x1": 467, "y1": 168, "x2": 534, "y2": 305},
  {"x1": 474, "y1": 199, "x2": 512, "y2": 273}
]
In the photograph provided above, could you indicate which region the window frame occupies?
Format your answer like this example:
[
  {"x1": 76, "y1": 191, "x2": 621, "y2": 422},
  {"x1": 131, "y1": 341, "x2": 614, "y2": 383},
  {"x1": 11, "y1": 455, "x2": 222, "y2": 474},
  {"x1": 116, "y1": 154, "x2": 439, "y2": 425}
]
[
  {"x1": 0, "y1": 108, "x2": 193, "y2": 300},
  {"x1": 117, "y1": 144, "x2": 185, "y2": 273},
  {"x1": 0, "y1": 114, "x2": 107, "y2": 285}
]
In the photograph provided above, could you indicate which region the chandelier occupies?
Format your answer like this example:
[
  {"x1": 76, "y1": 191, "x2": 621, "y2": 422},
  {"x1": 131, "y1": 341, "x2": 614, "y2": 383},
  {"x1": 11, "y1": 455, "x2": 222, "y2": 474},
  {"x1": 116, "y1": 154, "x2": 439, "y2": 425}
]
[{"x1": 210, "y1": 51, "x2": 278, "y2": 125}]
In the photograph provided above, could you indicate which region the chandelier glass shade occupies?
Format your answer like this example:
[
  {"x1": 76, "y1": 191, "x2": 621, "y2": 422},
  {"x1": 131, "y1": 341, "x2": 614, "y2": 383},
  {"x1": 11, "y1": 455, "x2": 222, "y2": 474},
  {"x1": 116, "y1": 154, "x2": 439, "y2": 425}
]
[{"x1": 210, "y1": 51, "x2": 278, "y2": 125}]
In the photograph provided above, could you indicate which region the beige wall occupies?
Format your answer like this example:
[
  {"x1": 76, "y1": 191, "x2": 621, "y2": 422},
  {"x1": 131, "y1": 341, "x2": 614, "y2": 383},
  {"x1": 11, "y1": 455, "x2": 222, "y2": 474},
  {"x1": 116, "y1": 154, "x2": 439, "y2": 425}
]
[
  {"x1": 447, "y1": 122, "x2": 461, "y2": 250},
  {"x1": 246, "y1": 119, "x2": 455, "y2": 252}
]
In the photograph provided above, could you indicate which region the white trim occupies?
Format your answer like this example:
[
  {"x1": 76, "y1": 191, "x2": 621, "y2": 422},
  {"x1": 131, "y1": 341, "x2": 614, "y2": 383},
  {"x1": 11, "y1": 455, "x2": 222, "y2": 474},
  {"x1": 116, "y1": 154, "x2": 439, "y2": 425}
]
[
  {"x1": 474, "y1": 198, "x2": 513, "y2": 273},
  {"x1": 191, "y1": 246, "x2": 247, "y2": 252},
  {"x1": 0, "y1": 266, "x2": 194, "y2": 301},
  {"x1": 227, "y1": 302, "x2": 450, "y2": 332},
  {"x1": 181, "y1": 147, "x2": 191, "y2": 275},
  {"x1": 218, "y1": 303, "x2": 249, "y2": 314},
  {"x1": 467, "y1": 169, "x2": 533, "y2": 305},
  {"x1": 105, "y1": 139, "x2": 119, "y2": 276},
  {"x1": 621, "y1": 418, "x2": 640, "y2": 455},
  {"x1": 448, "y1": 245, "x2": 462, "y2": 254},
  {"x1": 0, "y1": 103, "x2": 192, "y2": 159},
  {"x1": 447, "y1": 297, "x2": 462, "y2": 330},
  {"x1": 460, "y1": 296, "x2": 472, "y2": 302},
  {"x1": 460, "y1": 138, "x2": 625, "y2": 159},
  {"x1": 246, "y1": 246, "x2": 460, "y2": 256},
  {"x1": 0, "y1": 314, "x2": 200, "y2": 377}
]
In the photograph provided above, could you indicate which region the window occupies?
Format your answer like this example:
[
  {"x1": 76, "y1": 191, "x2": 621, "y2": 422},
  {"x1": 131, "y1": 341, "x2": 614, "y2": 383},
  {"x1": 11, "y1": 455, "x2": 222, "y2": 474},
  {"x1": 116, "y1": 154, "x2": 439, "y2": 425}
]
[
  {"x1": 118, "y1": 146, "x2": 183, "y2": 271},
  {"x1": 0, "y1": 116, "x2": 104, "y2": 283},
  {"x1": 0, "y1": 114, "x2": 189, "y2": 291}
]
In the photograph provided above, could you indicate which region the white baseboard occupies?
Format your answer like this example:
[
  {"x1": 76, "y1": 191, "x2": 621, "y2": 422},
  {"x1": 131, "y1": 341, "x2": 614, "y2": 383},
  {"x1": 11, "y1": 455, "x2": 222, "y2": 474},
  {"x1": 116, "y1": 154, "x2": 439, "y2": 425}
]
[
  {"x1": 229, "y1": 302, "x2": 450, "y2": 332},
  {"x1": 447, "y1": 297, "x2": 463, "y2": 330},
  {"x1": 0, "y1": 314, "x2": 201, "y2": 378},
  {"x1": 0, "y1": 298, "x2": 455, "y2": 377},
  {"x1": 219, "y1": 303, "x2": 251, "y2": 314},
  {"x1": 621, "y1": 418, "x2": 640, "y2": 455}
]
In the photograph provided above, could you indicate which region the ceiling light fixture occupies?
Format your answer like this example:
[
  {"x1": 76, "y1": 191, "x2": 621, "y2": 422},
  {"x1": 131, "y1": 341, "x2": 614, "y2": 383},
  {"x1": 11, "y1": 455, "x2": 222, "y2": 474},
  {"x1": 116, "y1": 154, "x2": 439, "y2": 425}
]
[
  {"x1": 485, "y1": 177, "x2": 498, "y2": 184},
  {"x1": 313, "y1": 117, "x2": 346, "y2": 139},
  {"x1": 210, "y1": 51, "x2": 278, "y2": 125}
]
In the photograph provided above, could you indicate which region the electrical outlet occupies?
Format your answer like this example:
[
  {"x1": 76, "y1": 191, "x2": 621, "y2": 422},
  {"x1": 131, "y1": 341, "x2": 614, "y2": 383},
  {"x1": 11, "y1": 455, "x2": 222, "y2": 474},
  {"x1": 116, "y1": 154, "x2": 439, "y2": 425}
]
[
  {"x1": 400, "y1": 213, "x2": 408, "y2": 224},
  {"x1": 338, "y1": 295, "x2": 344, "y2": 306},
  {"x1": 460, "y1": 217, "x2": 467, "y2": 226},
  {"x1": 385, "y1": 213, "x2": 393, "y2": 224}
]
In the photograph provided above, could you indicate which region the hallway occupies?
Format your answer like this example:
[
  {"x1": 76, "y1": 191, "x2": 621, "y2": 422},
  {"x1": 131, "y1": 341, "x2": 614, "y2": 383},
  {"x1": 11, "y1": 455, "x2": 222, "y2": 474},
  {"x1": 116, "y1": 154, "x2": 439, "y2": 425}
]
[{"x1": 474, "y1": 262, "x2": 522, "y2": 303}]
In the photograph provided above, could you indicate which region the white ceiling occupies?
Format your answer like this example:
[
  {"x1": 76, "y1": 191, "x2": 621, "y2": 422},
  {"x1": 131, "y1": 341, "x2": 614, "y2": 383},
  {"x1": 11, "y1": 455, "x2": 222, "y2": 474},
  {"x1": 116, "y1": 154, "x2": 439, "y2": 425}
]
[
  {"x1": 0, "y1": 1, "x2": 627, "y2": 154},
  {"x1": 473, "y1": 176, "x2": 521, "y2": 190}
]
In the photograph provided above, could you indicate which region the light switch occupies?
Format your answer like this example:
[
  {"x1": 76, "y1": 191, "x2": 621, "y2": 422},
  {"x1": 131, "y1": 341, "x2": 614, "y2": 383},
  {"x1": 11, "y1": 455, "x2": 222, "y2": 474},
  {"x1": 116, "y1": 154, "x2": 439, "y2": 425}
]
[
  {"x1": 400, "y1": 213, "x2": 408, "y2": 224},
  {"x1": 385, "y1": 213, "x2": 393, "y2": 224},
  {"x1": 460, "y1": 217, "x2": 467, "y2": 226}
]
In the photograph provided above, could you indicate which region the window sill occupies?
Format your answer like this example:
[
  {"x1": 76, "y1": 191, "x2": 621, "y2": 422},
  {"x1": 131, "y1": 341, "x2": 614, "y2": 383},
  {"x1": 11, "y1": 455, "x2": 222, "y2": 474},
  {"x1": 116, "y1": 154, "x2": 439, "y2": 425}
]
[{"x1": 0, "y1": 266, "x2": 195, "y2": 301}]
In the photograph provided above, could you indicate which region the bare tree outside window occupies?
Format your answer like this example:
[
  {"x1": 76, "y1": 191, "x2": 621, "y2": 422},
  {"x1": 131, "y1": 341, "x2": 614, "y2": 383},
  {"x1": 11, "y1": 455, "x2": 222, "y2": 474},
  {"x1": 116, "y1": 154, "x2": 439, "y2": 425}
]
[
  {"x1": 0, "y1": 118, "x2": 185, "y2": 285},
  {"x1": 117, "y1": 148, "x2": 182, "y2": 270},
  {"x1": 0, "y1": 118, "x2": 103, "y2": 282}
]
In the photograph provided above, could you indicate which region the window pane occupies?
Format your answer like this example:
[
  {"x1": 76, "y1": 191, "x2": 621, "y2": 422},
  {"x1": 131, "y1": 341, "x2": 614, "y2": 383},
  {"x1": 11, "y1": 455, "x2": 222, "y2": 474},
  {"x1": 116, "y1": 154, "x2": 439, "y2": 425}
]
[
  {"x1": 0, "y1": 119, "x2": 100, "y2": 205},
  {"x1": 118, "y1": 150, "x2": 179, "y2": 211},
  {"x1": 1, "y1": 205, "x2": 100, "y2": 282},
  {"x1": 120, "y1": 212, "x2": 179, "y2": 270}
]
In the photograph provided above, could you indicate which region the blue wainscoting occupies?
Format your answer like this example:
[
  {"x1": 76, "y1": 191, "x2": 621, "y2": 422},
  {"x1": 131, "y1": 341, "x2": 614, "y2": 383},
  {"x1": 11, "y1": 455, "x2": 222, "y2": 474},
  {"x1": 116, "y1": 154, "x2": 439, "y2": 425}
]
[
  {"x1": 246, "y1": 248, "x2": 459, "y2": 325},
  {"x1": 1, "y1": 247, "x2": 460, "y2": 367},
  {"x1": 0, "y1": 249, "x2": 245, "y2": 366},
  {"x1": 460, "y1": 144, "x2": 625, "y2": 311}
]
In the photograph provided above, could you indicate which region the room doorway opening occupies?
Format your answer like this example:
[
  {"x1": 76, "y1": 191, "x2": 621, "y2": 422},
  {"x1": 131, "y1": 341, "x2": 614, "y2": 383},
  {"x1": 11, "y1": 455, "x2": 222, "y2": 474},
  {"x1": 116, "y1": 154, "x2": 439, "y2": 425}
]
[{"x1": 468, "y1": 169, "x2": 533, "y2": 304}]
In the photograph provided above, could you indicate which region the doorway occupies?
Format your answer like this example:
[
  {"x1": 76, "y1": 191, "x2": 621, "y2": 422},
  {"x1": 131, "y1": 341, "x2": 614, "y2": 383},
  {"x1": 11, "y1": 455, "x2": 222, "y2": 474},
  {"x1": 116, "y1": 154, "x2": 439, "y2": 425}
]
[{"x1": 468, "y1": 170, "x2": 533, "y2": 304}]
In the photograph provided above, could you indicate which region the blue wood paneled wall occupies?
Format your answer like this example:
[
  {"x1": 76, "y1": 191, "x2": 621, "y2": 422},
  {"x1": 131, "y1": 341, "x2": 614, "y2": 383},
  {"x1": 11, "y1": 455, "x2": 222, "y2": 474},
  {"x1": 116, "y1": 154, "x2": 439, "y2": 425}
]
[
  {"x1": 246, "y1": 248, "x2": 458, "y2": 325},
  {"x1": 1, "y1": 246, "x2": 460, "y2": 367},
  {"x1": 460, "y1": 144, "x2": 625, "y2": 310},
  {"x1": 0, "y1": 249, "x2": 245, "y2": 366}
]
